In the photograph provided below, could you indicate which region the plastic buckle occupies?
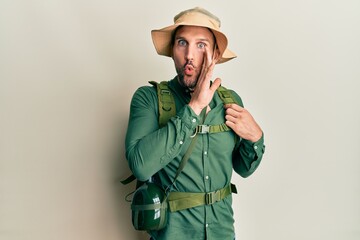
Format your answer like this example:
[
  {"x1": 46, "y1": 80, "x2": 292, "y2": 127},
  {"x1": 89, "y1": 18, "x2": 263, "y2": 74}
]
[
  {"x1": 191, "y1": 125, "x2": 210, "y2": 138},
  {"x1": 160, "y1": 89, "x2": 171, "y2": 95},
  {"x1": 205, "y1": 190, "x2": 221, "y2": 205},
  {"x1": 198, "y1": 125, "x2": 210, "y2": 134}
]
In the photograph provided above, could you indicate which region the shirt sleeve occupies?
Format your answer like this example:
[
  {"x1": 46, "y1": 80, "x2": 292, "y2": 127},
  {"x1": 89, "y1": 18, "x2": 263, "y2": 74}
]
[
  {"x1": 125, "y1": 86, "x2": 200, "y2": 181},
  {"x1": 233, "y1": 134, "x2": 265, "y2": 178},
  {"x1": 228, "y1": 89, "x2": 265, "y2": 178}
]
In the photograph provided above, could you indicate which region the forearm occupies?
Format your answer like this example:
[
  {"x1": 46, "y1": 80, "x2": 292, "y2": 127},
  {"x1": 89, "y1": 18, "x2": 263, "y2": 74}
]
[
  {"x1": 125, "y1": 87, "x2": 200, "y2": 181},
  {"x1": 126, "y1": 113, "x2": 194, "y2": 181}
]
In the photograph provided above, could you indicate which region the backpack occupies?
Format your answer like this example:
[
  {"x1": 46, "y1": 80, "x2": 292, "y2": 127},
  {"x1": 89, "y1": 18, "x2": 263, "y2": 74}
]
[
  {"x1": 122, "y1": 81, "x2": 240, "y2": 230},
  {"x1": 122, "y1": 80, "x2": 240, "y2": 186}
]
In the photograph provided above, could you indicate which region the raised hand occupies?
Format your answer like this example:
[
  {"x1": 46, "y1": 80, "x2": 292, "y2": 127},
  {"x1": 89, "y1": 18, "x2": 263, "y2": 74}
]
[
  {"x1": 188, "y1": 48, "x2": 220, "y2": 115},
  {"x1": 224, "y1": 104, "x2": 263, "y2": 142}
]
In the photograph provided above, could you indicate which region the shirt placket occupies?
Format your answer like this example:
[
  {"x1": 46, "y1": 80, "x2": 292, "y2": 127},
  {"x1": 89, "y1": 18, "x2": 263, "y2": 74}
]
[{"x1": 202, "y1": 132, "x2": 210, "y2": 233}]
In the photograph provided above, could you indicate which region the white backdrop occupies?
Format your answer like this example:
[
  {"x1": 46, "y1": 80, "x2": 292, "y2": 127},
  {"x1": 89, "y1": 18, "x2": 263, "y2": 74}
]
[{"x1": 1, "y1": 0, "x2": 359, "y2": 240}]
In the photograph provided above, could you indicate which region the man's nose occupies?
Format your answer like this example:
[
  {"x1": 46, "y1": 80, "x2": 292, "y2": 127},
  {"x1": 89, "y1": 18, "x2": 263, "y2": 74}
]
[{"x1": 185, "y1": 45, "x2": 196, "y2": 61}]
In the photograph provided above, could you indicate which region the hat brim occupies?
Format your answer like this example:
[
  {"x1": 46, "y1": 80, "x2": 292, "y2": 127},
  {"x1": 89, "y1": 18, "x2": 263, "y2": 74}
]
[{"x1": 151, "y1": 24, "x2": 236, "y2": 64}]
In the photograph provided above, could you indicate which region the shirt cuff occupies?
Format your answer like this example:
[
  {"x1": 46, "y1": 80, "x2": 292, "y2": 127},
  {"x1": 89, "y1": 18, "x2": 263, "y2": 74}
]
[
  {"x1": 242, "y1": 133, "x2": 265, "y2": 158},
  {"x1": 176, "y1": 105, "x2": 202, "y2": 130}
]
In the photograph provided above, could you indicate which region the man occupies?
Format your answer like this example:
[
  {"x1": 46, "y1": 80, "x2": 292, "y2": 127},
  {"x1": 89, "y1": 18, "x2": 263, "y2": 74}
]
[{"x1": 125, "y1": 7, "x2": 265, "y2": 240}]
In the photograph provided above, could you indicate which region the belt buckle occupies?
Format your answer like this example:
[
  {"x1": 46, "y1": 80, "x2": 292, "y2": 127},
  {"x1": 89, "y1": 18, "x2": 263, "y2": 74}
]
[
  {"x1": 205, "y1": 192, "x2": 212, "y2": 205},
  {"x1": 205, "y1": 190, "x2": 220, "y2": 205}
]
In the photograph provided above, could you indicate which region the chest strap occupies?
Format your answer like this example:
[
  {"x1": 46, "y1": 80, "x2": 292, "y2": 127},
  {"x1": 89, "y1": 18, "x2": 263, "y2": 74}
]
[
  {"x1": 192, "y1": 123, "x2": 231, "y2": 136},
  {"x1": 167, "y1": 184, "x2": 237, "y2": 212}
]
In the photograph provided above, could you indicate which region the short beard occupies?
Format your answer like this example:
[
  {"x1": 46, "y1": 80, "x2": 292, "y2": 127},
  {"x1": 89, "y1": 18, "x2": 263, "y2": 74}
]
[
  {"x1": 176, "y1": 65, "x2": 198, "y2": 90},
  {"x1": 177, "y1": 74, "x2": 197, "y2": 90}
]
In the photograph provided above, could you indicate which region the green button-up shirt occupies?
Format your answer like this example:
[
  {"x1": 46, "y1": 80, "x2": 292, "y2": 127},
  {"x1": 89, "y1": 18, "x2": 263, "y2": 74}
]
[{"x1": 125, "y1": 77, "x2": 265, "y2": 240}]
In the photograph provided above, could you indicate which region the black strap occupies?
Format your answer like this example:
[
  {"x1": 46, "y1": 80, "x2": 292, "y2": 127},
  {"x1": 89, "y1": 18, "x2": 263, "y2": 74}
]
[{"x1": 120, "y1": 174, "x2": 136, "y2": 185}]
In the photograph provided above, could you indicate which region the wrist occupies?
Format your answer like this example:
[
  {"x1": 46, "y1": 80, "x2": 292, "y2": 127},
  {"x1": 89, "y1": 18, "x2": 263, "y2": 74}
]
[
  {"x1": 188, "y1": 102, "x2": 203, "y2": 115},
  {"x1": 248, "y1": 131, "x2": 263, "y2": 143}
]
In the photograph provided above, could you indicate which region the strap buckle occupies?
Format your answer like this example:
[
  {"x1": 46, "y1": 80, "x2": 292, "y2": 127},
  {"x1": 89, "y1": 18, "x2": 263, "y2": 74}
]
[
  {"x1": 191, "y1": 125, "x2": 210, "y2": 138},
  {"x1": 205, "y1": 190, "x2": 221, "y2": 205},
  {"x1": 195, "y1": 125, "x2": 210, "y2": 134},
  {"x1": 197, "y1": 125, "x2": 210, "y2": 134},
  {"x1": 160, "y1": 89, "x2": 171, "y2": 95}
]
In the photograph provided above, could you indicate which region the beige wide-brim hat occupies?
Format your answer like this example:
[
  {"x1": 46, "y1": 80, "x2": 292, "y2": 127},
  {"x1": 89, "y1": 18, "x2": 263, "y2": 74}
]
[{"x1": 151, "y1": 7, "x2": 237, "y2": 64}]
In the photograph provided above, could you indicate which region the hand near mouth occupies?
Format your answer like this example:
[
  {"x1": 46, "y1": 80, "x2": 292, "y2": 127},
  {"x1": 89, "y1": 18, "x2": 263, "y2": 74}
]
[{"x1": 188, "y1": 47, "x2": 221, "y2": 115}]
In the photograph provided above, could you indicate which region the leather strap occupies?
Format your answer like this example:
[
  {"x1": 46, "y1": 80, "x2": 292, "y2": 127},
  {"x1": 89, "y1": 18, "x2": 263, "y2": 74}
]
[{"x1": 120, "y1": 174, "x2": 136, "y2": 185}]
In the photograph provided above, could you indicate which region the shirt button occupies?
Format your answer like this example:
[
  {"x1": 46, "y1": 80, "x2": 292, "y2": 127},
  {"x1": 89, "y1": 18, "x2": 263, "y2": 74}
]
[
  {"x1": 204, "y1": 151, "x2": 207, "y2": 155},
  {"x1": 192, "y1": 118, "x2": 196, "y2": 123},
  {"x1": 179, "y1": 141, "x2": 183, "y2": 145},
  {"x1": 254, "y1": 145, "x2": 258, "y2": 150},
  {"x1": 205, "y1": 176, "x2": 209, "y2": 180},
  {"x1": 205, "y1": 223, "x2": 209, "y2": 228}
]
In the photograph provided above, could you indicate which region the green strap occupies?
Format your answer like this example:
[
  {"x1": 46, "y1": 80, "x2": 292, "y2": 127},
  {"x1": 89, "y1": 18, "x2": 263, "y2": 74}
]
[
  {"x1": 149, "y1": 82, "x2": 238, "y2": 131},
  {"x1": 121, "y1": 81, "x2": 177, "y2": 187},
  {"x1": 132, "y1": 200, "x2": 168, "y2": 230},
  {"x1": 164, "y1": 107, "x2": 207, "y2": 193},
  {"x1": 149, "y1": 81, "x2": 176, "y2": 127},
  {"x1": 131, "y1": 202, "x2": 167, "y2": 211},
  {"x1": 192, "y1": 123, "x2": 232, "y2": 135},
  {"x1": 216, "y1": 86, "x2": 237, "y2": 104},
  {"x1": 209, "y1": 123, "x2": 230, "y2": 133},
  {"x1": 168, "y1": 183, "x2": 237, "y2": 212}
]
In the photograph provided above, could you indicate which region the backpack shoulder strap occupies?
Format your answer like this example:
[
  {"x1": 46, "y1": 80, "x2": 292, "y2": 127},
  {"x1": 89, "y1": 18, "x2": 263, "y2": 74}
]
[
  {"x1": 149, "y1": 81, "x2": 176, "y2": 128},
  {"x1": 216, "y1": 85, "x2": 238, "y2": 105},
  {"x1": 121, "y1": 81, "x2": 176, "y2": 190}
]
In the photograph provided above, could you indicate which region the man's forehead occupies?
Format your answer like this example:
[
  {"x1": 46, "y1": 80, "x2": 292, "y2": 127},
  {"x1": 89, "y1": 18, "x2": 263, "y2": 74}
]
[{"x1": 175, "y1": 26, "x2": 215, "y2": 42}]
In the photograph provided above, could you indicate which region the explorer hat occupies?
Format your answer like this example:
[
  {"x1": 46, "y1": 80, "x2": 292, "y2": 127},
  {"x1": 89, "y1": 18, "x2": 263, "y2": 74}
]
[{"x1": 151, "y1": 7, "x2": 237, "y2": 64}]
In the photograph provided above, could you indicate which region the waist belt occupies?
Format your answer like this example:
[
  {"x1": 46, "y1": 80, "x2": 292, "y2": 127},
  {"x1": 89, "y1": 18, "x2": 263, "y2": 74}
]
[{"x1": 167, "y1": 184, "x2": 237, "y2": 212}]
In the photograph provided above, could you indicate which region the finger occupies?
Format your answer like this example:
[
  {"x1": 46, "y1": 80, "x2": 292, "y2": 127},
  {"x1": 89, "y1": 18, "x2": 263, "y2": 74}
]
[
  {"x1": 203, "y1": 48, "x2": 208, "y2": 68},
  {"x1": 206, "y1": 48, "x2": 217, "y2": 76},
  {"x1": 225, "y1": 118, "x2": 240, "y2": 134},
  {"x1": 199, "y1": 49, "x2": 215, "y2": 84},
  {"x1": 225, "y1": 113, "x2": 238, "y2": 122},
  {"x1": 210, "y1": 77, "x2": 221, "y2": 92},
  {"x1": 212, "y1": 47, "x2": 220, "y2": 64},
  {"x1": 202, "y1": 46, "x2": 212, "y2": 69},
  {"x1": 196, "y1": 51, "x2": 208, "y2": 86},
  {"x1": 224, "y1": 103, "x2": 244, "y2": 111},
  {"x1": 225, "y1": 120, "x2": 236, "y2": 130},
  {"x1": 225, "y1": 107, "x2": 241, "y2": 119}
]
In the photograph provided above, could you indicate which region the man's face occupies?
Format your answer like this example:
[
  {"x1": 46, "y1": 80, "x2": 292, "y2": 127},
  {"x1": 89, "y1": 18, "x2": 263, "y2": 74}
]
[{"x1": 172, "y1": 26, "x2": 216, "y2": 89}]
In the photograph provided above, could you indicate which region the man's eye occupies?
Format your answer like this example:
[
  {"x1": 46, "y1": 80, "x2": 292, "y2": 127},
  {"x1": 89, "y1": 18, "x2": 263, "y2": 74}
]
[
  {"x1": 178, "y1": 40, "x2": 186, "y2": 46},
  {"x1": 197, "y1": 43, "x2": 206, "y2": 49}
]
